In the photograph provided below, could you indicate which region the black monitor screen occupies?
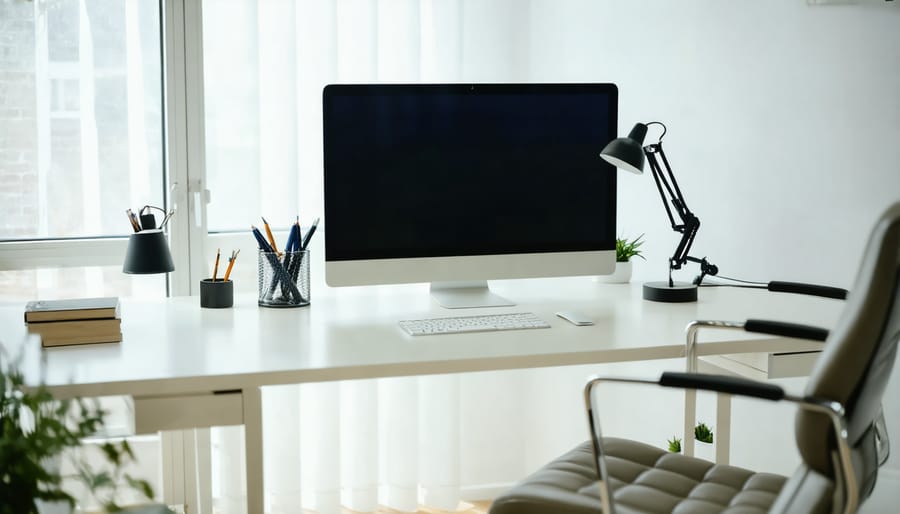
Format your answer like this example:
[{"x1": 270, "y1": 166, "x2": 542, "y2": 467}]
[{"x1": 323, "y1": 83, "x2": 618, "y2": 261}]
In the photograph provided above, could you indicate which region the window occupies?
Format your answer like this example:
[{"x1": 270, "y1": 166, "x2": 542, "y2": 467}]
[{"x1": 0, "y1": 0, "x2": 165, "y2": 298}]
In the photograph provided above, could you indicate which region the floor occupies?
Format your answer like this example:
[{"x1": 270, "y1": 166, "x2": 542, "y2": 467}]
[{"x1": 340, "y1": 500, "x2": 492, "y2": 514}]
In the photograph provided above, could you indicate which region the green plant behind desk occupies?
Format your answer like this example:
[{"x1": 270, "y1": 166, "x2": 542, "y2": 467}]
[
  {"x1": 694, "y1": 422, "x2": 714, "y2": 444},
  {"x1": 1, "y1": 354, "x2": 155, "y2": 513},
  {"x1": 667, "y1": 436, "x2": 682, "y2": 453},
  {"x1": 615, "y1": 234, "x2": 646, "y2": 263}
]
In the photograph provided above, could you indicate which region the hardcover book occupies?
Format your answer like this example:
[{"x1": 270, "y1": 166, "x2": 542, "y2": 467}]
[
  {"x1": 24, "y1": 297, "x2": 120, "y2": 323},
  {"x1": 26, "y1": 318, "x2": 123, "y2": 347}
]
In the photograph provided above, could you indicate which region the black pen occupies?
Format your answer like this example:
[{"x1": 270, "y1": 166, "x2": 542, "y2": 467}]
[{"x1": 300, "y1": 217, "x2": 319, "y2": 249}]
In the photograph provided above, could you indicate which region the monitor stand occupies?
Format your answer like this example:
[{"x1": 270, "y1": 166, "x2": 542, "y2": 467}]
[{"x1": 430, "y1": 281, "x2": 515, "y2": 309}]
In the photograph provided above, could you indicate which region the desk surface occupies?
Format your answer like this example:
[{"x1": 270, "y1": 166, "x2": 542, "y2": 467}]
[{"x1": 0, "y1": 278, "x2": 843, "y2": 398}]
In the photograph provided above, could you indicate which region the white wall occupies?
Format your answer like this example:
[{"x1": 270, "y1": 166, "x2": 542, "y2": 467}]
[{"x1": 458, "y1": 0, "x2": 900, "y2": 509}]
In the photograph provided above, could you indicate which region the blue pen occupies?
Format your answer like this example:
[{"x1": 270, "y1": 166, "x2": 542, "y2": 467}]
[
  {"x1": 284, "y1": 221, "x2": 297, "y2": 254},
  {"x1": 281, "y1": 220, "x2": 302, "y2": 298},
  {"x1": 300, "y1": 217, "x2": 320, "y2": 250},
  {"x1": 290, "y1": 220, "x2": 301, "y2": 251},
  {"x1": 251, "y1": 226, "x2": 274, "y2": 252}
]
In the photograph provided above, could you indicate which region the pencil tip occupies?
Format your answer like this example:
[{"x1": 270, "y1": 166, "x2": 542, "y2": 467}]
[{"x1": 261, "y1": 216, "x2": 268, "y2": 224}]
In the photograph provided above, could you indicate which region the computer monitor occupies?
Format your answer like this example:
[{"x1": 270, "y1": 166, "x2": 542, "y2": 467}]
[{"x1": 323, "y1": 83, "x2": 618, "y2": 308}]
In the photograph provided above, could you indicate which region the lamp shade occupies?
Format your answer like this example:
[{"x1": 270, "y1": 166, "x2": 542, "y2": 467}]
[
  {"x1": 600, "y1": 122, "x2": 648, "y2": 174},
  {"x1": 122, "y1": 229, "x2": 175, "y2": 274}
]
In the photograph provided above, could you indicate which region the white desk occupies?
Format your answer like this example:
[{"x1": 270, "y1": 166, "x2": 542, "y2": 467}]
[{"x1": 0, "y1": 278, "x2": 843, "y2": 513}]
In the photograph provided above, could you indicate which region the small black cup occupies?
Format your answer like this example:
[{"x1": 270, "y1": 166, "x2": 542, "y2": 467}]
[{"x1": 200, "y1": 279, "x2": 234, "y2": 308}]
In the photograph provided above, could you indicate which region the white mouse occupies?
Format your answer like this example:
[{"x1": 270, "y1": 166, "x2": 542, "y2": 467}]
[{"x1": 555, "y1": 311, "x2": 594, "y2": 326}]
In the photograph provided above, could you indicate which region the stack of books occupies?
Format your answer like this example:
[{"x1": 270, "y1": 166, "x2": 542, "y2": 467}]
[{"x1": 24, "y1": 297, "x2": 122, "y2": 347}]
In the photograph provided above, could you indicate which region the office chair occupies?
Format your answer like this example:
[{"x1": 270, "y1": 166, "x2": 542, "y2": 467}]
[{"x1": 489, "y1": 202, "x2": 899, "y2": 514}]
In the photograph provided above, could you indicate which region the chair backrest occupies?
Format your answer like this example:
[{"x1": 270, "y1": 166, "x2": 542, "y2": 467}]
[{"x1": 797, "y1": 202, "x2": 900, "y2": 499}]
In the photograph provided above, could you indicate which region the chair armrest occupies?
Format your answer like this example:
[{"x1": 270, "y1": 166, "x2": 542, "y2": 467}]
[
  {"x1": 767, "y1": 281, "x2": 848, "y2": 300},
  {"x1": 659, "y1": 371, "x2": 785, "y2": 401},
  {"x1": 685, "y1": 319, "x2": 828, "y2": 373},
  {"x1": 744, "y1": 319, "x2": 829, "y2": 342}
]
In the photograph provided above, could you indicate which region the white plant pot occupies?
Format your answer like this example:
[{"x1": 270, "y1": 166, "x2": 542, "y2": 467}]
[
  {"x1": 595, "y1": 261, "x2": 632, "y2": 283},
  {"x1": 693, "y1": 440, "x2": 715, "y2": 462}
]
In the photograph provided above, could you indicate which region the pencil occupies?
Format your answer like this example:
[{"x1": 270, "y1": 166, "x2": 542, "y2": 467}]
[
  {"x1": 262, "y1": 217, "x2": 280, "y2": 256},
  {"x1": 223, "y1": 249, "x2": 239, "y2": 282},
  {"x1": 126, "y1": 209, "x2": 141, "y2": 232},
  {"x1": 212, "y1": 248, "x2": 221, "y2": 281}
]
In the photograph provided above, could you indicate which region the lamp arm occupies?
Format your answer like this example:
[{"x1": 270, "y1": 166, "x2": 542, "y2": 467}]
[
  {"x1": 642, "y1": 140, "x2": 720, "y2": 286},
  {"x1": 670, "y1": 215, "x2": 700, "y2": 271},
  {"x1": 655, "y1": 142, "x2": 691, "y2": 214},
  {"x1": 645, "y1": 145, "x2": 682, "y2": 232},
  {"x1": 644, "y1": 143, "x2": 702, "y2": 269}
]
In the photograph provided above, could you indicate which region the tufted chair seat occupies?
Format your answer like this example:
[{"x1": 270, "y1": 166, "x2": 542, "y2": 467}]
[{"x1": 491, "y1": 439, "x2": 787, "y2": 514}]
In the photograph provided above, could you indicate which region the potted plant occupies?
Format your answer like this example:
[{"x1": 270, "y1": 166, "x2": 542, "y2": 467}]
[
  {"x1": 597, "y1": 234, "x2": 645, "y2": 283},
  {"x1": 693, "y1": 422, "x2": 715, "y2": 461},
  {"x1": 666, "y1": 435, "x2": 682, "y2": 453},
  {"x1": 1, "y1": 353, "x2": 164, "y2": 514}
]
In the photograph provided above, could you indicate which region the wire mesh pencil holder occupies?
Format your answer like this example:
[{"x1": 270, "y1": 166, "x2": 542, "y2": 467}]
[{"x1": 257, "y1": 249, "x2": 310, "y2": 308}]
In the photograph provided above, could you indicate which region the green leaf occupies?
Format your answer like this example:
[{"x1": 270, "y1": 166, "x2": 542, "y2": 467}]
[
  {"x1": 667, "y1": 436, "x2": 682, "y2": 453},
  {"x1": 90, "y1": 471, "x2": 114, "y2": 490},
  {"x1": 121, "y1": 439, "x2": 136, "y2": 461},
  {"x1": 694, "y1": 422, "x2": 714, "y2": 444},
  {"x1": 100, "y1": 441, "x2": 121, "y2": 465},
  {"x1": 615, "y1": 233, "x2": 646, "y2": 262},
  {"x1": 104, "y1": 500, "x2": 125, "y2": 512},
  {"x1": 125, "y1": 475, "x2": 156, "y2": 499}
]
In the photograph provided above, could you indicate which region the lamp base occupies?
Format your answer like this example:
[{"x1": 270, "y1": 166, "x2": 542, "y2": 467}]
[{"x1": 643, "y1": 281, "x2": 698, "y2": 303}]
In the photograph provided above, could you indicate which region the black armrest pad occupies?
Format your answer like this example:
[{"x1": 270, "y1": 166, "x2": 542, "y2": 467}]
[
  {"x1": 767, "y1": 281, "x2": 848, "y2": 300},
  {"x1": 744, "y1": 319, "x2": 830, "y2": 342},
  {"x1": 660, "y1": 371, "x2": 785, "y2": 401}
]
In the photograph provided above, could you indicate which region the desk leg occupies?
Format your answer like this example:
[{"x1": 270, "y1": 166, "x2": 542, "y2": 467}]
[
  {"x1": 683, "y1": 389, "x2": 696, "y2": 457},
  {"x1": 715, "y1": 393, "x2": 731, "y2": 465},
  {"x1": 160, "y1": 431, "x2": 186, "y2": 509},
  {"x1": 186, "y1": 428, "x2": 213, "y2": 514},
  {"x1": 244, "y1": 386, "x2": 265, "y2": 514}
]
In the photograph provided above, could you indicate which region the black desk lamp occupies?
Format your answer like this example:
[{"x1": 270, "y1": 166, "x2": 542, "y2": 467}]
[
  {"x1": 122, "y1": 205, "x2": 175, "y2": 274},
  {"x1": 600, "y1": 122, "x2": 718, "y2": 302}
]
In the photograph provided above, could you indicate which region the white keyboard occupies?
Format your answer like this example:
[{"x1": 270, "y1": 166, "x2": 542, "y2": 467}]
[{"x1": 398, "y1": 312, "x2": 551, "y2": 336}]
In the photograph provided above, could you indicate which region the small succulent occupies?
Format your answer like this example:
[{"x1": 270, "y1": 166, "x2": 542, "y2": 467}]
[
  {"x1": 694, "y1": 422, "x2": 714, "y2": 444},
  {"x1": 667, "y1": 436, "x2": 682, "y2": 453},
  {"x1": 615, "y1": 234, "x2": 646, "y2": 263}
]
